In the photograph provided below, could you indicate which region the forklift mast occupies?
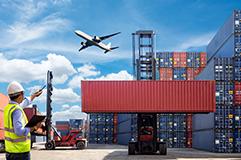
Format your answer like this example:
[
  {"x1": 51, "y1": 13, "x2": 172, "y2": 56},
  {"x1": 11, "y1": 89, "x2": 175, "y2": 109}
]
[
  {"x1": 46, "y1": 70, "x2": 53, "y2": 143},
  {"x1": 129, "y1": 30, "x2": 167, "y2": 155}
]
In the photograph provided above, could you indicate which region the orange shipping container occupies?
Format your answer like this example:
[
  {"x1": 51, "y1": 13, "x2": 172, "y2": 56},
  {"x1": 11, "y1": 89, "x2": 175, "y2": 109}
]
[
  {"x1": 159, "y1": 68, "x2": 173, "y2": 80},
  {"x1": 173, "y1": 52, "x2": 187, "y2": 67},
  {"x1": 200, "y1": 52, "x2": 207, "y2": 68},
  {"x1": 0, "y1": 93, "x2": 9, "y2": 141}
]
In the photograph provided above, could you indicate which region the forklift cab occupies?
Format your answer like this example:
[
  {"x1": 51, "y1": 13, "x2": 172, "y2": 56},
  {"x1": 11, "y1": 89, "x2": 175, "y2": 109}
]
[{"x1": 128, "y1": 113, "x2": 167, "y2": 155}]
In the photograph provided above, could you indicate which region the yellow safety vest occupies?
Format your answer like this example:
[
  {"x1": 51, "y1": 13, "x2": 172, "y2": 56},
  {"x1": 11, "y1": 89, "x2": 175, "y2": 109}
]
[{"x1": 4, "y1": 103, "x2": 31, "y2": 153}]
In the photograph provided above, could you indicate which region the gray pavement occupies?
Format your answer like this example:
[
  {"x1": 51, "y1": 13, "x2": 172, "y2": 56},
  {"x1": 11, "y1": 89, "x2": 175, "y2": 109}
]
[{"x1": 0, "y1": 143, "x2": 241, "y2": 160}]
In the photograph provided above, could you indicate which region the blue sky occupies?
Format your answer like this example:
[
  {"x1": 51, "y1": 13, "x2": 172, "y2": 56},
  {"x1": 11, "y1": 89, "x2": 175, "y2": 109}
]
[{"x1": 0, "y1": 0, "x2": 240, "y2": 122}]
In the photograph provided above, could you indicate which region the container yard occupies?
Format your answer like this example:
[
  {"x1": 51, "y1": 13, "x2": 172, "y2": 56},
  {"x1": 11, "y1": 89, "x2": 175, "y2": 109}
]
[{"x1": 0, "y1": 1, "x2": 241, "y2": 160}]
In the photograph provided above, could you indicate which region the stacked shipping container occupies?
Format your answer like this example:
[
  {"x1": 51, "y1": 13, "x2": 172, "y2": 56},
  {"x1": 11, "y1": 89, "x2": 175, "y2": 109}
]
[
  {"x1": 157, "y1": 114, "x2": 187, "y2": 148},
  {"x1": 193, "y1": 9, "x2": 241, "y2": 153},
  {"x1": 156, "y1": 51, "x2": 207, "y2": 148},
  {"x1": 193, "y1": 57, "x2": 240, "y2": 152},
  {"x1": 117, "y1": 114, "x2": 137, "y2": 145},
  {"x1": 89, "y1": 113, "x2": 117, "y2": 144}
]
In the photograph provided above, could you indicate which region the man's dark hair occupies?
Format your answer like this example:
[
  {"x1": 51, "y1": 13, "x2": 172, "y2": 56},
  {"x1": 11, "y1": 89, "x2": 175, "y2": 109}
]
[{"x1": 9, "y1": 92, "x2": 23, "y2": 101}]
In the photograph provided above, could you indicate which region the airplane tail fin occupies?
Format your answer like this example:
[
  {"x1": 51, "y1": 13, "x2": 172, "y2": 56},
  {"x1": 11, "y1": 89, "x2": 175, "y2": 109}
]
[{"x1": 107, "y1": 42, "x2": 111, "y2": 48}]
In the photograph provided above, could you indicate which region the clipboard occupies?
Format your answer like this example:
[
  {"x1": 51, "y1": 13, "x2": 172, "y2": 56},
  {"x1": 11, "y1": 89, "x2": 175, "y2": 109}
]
[{"x1": 25, "y1": 115, "x2": 46, "y2": 127}]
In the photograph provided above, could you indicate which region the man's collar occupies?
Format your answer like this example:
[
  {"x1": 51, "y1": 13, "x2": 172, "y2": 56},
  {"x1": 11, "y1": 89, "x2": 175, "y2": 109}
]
[{"x1": 9, "y1": 100, "x2": 19, "y2": 105}]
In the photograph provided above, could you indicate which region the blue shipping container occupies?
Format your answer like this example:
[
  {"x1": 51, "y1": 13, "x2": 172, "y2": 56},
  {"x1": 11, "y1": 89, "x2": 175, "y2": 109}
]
[
  {"x1": 193, "y1": 129, "x2": 234, "y2": 153},
  {"x1": 156, "y1": 52, "x2": 173, "y2": 68},
  {"x1": 214, "y1": 57, "x2": 233, "y2": 81},
  {"x1": 187, "y1": 52, "x2": 200, "y2": 68},
  {"x1": 158, "y1": 114, "x2": 186, "y2": 132},
  {"x1": 215, "y1": 82, "x2": 234, "y2": 105},
  {"x1": 158, "y1": 131, "x2": 186, "y2": 148},
  {"x1": 235, "y1": 106, "x2": 241, "y2": 128},
  {"x1": 234, "y1": 129, "x2": 241, "y2": 152},
  {"x1": 173, "y1": 68, "x2": 186, "y2": 80},
  {"x1": 207, "y1": 10, "x2": 241, "y2": 59},
  {"x1": 234, "y1": 57, "x2": 241, "y2": 81}
]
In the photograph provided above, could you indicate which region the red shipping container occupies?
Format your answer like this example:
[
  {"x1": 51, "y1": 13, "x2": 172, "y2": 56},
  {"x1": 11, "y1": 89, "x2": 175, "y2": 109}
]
[
  {"x1": 0, "y1": 93, "x2": 9, "y2": 141},
  {"x1": 159, "y1": 68, "x2": 173, "y2": 80},
  {"x1": 188, "y1": 67, "x2": 204, "y2": 80},
  {"x1": 187, "y1": 68, "x2": 195, "y2": 80},
  {"x1": 113, "y1": 113, "x2": 118, "y2": 144},
  {"x1": 173, "y1": 52, "x2": 187, "y2": 67},
  {"x1": 186, "y1": 114, "x2": 192, "y2": 148},
  {"x1": 200, "y1": 52, "x2": 207, "y2": 68},
  {"x1": 194, "y1": 67, "x2": 204, "y2": 77},
  {"x1": 186, "y1": 114, "x2": 192, "y2": 132},
  {"x1": 82, "y1": 80, "x2": 216, "y2": 113},
  {"x1": 187, "y1": 131, "x2": 192, "y2": 148},
  {"x1": 234, "y1": 82, "x2": 241, "y2": 105}
]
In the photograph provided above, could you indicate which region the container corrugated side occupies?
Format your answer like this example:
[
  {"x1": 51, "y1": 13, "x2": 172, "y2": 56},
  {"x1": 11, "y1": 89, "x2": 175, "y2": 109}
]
[
  {"x1": 117, "y1": 132, "x2": 132, "y2": 145},
  {"x1": 82, "y1": 80, "x2": 216, "y2": 113},
  {"x1": 117, "y1": 114, "x2": 132, "y2": 124},
  {"x1": 207, "y1": 11, "x2": 234, "y2": 59},
  {"x1": 192, "y1": 129, "x2": 215, "y2": 152}
]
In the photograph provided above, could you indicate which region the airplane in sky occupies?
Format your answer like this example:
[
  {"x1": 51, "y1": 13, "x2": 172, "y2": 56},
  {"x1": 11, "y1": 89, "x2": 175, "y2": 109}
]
[{"x1": 75, "y1": 30, "x2": 121, "y2": 53}]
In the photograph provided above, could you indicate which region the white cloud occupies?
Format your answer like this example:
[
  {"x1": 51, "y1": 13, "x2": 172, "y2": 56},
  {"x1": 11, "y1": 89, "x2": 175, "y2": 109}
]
[
  {"x1": 172, "y1": 32, "x2": 215, "y2": 51},
  {"x1": 95, "y1": 70, "x2": 133, "y2": 80},
  {"x1": 68, "y1": 75, "x2": 84, "y2": 89},
  {"x1": 77, "y1": 64, "x2": 101, "y2": 77},
  {"x1": 0, "y1": 1, "x2": 71, "y2": 48},
  {"x1": 52, "y1": 87, "x2": 80, "y2": 104},
  {"x1": 68, "y1": 69, "x2": 133, "y2": 89},
  {"x1": 15, "y1": 1, "x2": 48, "y2": 21},
  {"x1": 68, "y1": 64, "x2": 101, "y2": 89},
  {"x1": 52, "y1": 105, "x2": 87, "y2": 123},
  {"x1": 51, "y1": 0, "x2": 72, "y2": 5},
  {"x1": 36, "y1": 87, "x2": 80, "y2": 105},
  {"x1": 0, "y1": 53, "x2": 76, "y2": 84},
  {"x1": 0, "y1": 1, "x2": 131, "y2": 64},
  {"x1": 5, "y1": 13, "x2": 70, "y2": 46}
]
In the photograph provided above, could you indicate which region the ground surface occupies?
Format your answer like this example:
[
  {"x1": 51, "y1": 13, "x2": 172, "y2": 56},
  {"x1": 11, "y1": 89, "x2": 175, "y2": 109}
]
[{"x1": 1, "y1": 143, "x2": 241, "y2": 160}]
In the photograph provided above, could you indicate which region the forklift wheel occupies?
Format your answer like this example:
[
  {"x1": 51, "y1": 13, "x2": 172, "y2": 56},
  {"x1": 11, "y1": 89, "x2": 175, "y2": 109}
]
[
  {"x1": 45, "y1": 141, "x2": 55, "y2": 150},
  {"x1": 128, "y1": 143, "x2": 135, "y2": 155},
  {"x1": 76, "y1": 141, "x2": 85, "y2": 150},
  {"x1": 159, "y1": 143, "x2": 167, "y2": 155}
]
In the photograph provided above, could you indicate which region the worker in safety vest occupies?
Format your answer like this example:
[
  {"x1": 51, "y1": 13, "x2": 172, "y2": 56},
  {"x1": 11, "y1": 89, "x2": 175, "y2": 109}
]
[{"x1": 4, "y1": 81, "x2": 42, "y2": 160}]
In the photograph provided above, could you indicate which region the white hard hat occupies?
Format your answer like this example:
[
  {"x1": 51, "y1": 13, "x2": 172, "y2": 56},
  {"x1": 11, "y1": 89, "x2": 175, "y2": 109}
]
[{"x1": 7, "y1": 81, "x2": 25, "y2": 95}]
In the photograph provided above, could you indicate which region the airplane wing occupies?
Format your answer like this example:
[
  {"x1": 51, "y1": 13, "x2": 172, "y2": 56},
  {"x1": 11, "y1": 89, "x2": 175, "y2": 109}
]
[
  {"x1": 75, "y1": 30, "x2": 93, "y2": 41},
  {"x1": 79, "y1": 45, "x2": 89, "y2": 52},
  {"x1": 99, "y1": 32, "x2": 121, "y2": 41}
]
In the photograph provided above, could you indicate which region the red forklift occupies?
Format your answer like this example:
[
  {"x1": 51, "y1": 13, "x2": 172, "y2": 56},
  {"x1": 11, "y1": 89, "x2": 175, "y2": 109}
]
[
  {"x1": 45, "y1": 126, "x2": 87, "y2": 150},
  {"x1": 128, "y1": 113, "x2": 167, "y2": 155},
  {"x1": 45, "y1": 71, "x2": 87, "y2": 150}
]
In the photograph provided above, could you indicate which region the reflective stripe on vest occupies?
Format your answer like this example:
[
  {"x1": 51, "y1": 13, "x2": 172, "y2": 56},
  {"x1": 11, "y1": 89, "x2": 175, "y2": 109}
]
[
  {"x1": 4, "y1": 127, "x2": 14, "y2": 133},
  {"x1": 5, "y1": 136, "x2": 31, "y2": 143},
  {"x1": 4, "y1": 103, "x2": 31, "y2": 153}
]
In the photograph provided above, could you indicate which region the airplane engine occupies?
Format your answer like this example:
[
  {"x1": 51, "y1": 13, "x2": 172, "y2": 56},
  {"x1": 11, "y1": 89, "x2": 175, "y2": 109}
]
[
  {"x1": 93, "y1": 36, "x2": 100, "y2": 42},
  {"x1": 81, "y1": 42, "x2": 86, "y2": 46}
]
